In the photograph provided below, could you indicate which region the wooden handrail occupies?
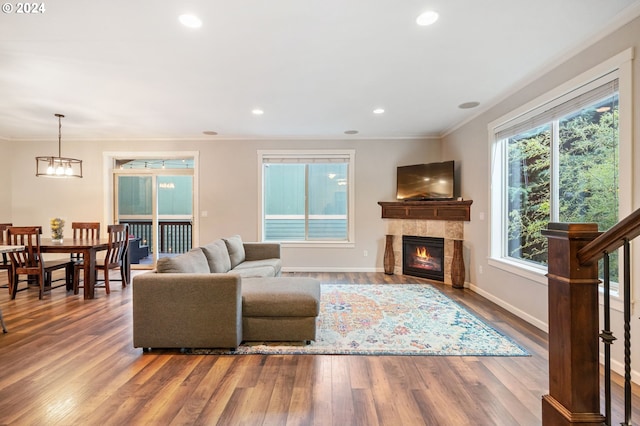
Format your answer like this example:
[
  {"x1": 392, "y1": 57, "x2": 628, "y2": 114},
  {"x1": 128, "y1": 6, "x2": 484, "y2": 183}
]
[
  {"x1": 542, "y1": 208, "x2": 640, "y2": 424},
  {"x1": 577, "y1": 207, "x2": 640, "y2": 266}
]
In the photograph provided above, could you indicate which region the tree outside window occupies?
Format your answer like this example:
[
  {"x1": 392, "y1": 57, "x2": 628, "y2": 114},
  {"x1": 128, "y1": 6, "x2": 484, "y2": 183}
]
[{"x1": 504, "y1": 93, "x2": 619, "y2": 279}]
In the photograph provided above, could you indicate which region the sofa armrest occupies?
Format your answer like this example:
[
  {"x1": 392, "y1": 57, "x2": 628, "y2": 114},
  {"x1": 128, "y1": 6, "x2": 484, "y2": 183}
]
[
  {"x1": 243, "y1": 242, "x2": 280, "y2": 261},
  {"x1": 132, "y1": 272, "x2": 242, "y2": 349}
]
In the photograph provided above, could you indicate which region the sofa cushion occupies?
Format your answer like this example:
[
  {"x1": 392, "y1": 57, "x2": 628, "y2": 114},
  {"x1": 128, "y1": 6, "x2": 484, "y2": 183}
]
[
  {"x1": 242, "y1": 277, "x2": 321, "y2": 317},
  {"x1": 231, "y1": 266, "x2": 277, "y2": 278},
  {"x1": 156, "y1": 248, "x2": 210, "y2": 273},
  {"x1": 201, "y1": 239, "x2": 232, "y2": 273},
  {"x1": 223, "y1": 235, "x2": 246, "y2": 269},
  {"x1": 232, "y1": 258, "x2": 281, "y2": 277}
]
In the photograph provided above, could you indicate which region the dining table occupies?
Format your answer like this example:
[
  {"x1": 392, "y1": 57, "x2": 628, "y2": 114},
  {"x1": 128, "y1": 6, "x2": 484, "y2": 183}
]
[
  {"x1": 0, "y1": 245, "x2": 25, "y2": 254},
  {"x1": 39, "y1": 238, "x2": 130, "y2": 299}
]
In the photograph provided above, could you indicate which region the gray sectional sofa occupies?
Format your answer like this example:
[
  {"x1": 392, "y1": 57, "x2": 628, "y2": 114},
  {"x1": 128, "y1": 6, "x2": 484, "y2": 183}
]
[{"x1": 132, "y1": 235, "x2": 321, "y2": 350}]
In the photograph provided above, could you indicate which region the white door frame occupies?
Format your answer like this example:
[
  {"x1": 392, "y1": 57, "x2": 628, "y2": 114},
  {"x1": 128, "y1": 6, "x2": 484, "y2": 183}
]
[{"x1": 102, "y1": 151, "x2": 200, "y2": 264}]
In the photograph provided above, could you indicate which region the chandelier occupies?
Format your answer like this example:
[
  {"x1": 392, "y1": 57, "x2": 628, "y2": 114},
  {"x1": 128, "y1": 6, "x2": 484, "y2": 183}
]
[{"x1": 35, "y1": 113, "x2": 83, "y2": 178}]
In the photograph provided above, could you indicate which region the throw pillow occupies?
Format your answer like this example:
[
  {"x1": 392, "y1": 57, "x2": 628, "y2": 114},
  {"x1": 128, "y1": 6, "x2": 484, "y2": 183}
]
[
  {"x1": 201, "y1": 239, "x2": 232, "y2": 273},
  {"x1": 223, "y1": 235, "x2": 246, "y2": 269},
  {"x1": 156, "y1": 248, "x2": 210, "y2": 273}
]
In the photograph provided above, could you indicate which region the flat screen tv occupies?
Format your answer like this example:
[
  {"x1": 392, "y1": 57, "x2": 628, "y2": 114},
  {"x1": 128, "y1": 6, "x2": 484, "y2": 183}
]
[{"x1": 396, "y1": 161, "x2": 455, "y2": 201}]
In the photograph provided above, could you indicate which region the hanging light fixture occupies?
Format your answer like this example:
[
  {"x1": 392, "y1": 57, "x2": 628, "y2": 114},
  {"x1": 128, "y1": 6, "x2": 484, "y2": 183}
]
[{"x1": 35, "y1": 113, "x2": 83, "y2": 178}]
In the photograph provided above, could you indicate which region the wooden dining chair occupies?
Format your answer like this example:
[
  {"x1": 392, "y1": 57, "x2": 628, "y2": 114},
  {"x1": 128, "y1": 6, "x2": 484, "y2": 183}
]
[
  {"x1": 70, "y1": 222, "x2": 100, "y2": 261},
  {"x1": 1, "y1": 224, "x2": 43, "y2": 294},
  {"x1": 72, "y1": 222, "x2": 101, "y2": 240},
  {"x1": 73, "y1": 224, "x2": 129, "y2": 295},
  {"x1": 6, "y1": 226, "x2": 75, "y2": 299},
  {"x1": 0, "y1": 223, "x2": 13, "y2": 290},
  {"x1": 0, "y1": 224, "x2": 10, "y2": 331}
]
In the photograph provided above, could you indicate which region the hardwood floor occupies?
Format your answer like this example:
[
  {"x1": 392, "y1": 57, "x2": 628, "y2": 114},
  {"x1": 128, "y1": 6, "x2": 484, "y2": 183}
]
[{"x1": 0, "y1": 270, "x2": 635, "y2": 425}]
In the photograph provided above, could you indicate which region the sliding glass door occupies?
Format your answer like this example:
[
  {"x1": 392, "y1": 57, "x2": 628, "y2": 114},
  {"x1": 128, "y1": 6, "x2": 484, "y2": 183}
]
[{"x1": 113, "y1": 158, "x2": 194, "y2": 268}]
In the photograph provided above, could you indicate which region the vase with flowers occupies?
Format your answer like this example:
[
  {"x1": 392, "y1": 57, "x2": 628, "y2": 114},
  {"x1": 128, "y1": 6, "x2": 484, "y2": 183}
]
[{"x1": 50, "y1": 217, "x2": 65, "y2": 243}]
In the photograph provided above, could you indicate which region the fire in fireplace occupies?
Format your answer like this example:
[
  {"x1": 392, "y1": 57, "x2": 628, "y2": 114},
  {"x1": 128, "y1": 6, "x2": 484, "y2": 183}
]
[{"x1": 402, "y1": 235, "x2": 445, "y2": 281}]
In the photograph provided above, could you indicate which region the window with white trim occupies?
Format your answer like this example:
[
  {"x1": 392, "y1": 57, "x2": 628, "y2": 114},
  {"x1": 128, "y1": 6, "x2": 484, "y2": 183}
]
[
  {"x1": 259, "y1": 150, "x2": 355, "y2": 244},
  {"x1": 489, "y1": 49, "x2": 633, "y2": 288}
]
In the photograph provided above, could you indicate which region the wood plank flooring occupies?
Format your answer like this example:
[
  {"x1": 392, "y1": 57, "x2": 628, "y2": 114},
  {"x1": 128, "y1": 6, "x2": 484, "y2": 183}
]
[{"x1": 0, "y1": 270, "x2": 636, "y2": 425}]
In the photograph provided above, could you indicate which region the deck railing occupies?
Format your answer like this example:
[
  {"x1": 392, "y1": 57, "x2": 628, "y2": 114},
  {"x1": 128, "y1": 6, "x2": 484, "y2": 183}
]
[
  {"x1": 122, "y1": 220, "x2": 192, "y2": 255},
  {"x1": 542, "y1": 208, "x2": 640, "y2": 425}
]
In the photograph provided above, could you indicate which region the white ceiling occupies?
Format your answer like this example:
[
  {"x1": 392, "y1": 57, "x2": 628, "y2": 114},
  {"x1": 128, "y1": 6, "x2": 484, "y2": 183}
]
[{"x1": 1, "y1": 0, "x2": 639, "y2": 142}]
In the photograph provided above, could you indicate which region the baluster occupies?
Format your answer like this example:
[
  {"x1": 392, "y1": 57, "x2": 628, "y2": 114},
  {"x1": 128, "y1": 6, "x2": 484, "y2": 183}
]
[
  {"x1": 623, "y1": 239, "x2": 631, "y2": 426},
  {"x1": 173, "y1": 224, "x2": 177, "y2": 253},
  {"x1": 161, "y1": 223, "x2": 164, "y2": 252},
  {"x1": 599, "y1": 252, "x2": 614, "y2": 425},
  {"x1": 165, "y1": 223, "x2": 169, "y2": 253},
  {"x1": 169, "y1": 224, "x2": 174, "y2": 253}
]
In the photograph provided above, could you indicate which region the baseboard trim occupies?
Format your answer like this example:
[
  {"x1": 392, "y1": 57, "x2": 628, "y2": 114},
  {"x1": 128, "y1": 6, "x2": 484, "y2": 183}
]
[
  {"x1": 467, "y1": 282, "x2": 549, "y2": 333},
  {"x1": 282, "y1": 267, "x2": 383, "y2": 273}
]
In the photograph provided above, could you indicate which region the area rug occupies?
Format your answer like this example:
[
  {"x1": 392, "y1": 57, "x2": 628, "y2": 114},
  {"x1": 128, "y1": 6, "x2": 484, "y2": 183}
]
[{"x1": 194, "y1": 284, "x2": 530, "y2": 356}]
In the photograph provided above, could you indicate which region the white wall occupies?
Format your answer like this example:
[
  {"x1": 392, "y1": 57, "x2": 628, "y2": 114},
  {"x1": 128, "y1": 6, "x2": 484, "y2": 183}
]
[
  {"x1": 0, "y1": 140, "x2": 11, "y2": 221},
  {"x1": 8, "y1": 137, "x2": 440, "y2": 271},
  {"x1": 442, "y1": 15, "x2": 640, "y2": 377}
]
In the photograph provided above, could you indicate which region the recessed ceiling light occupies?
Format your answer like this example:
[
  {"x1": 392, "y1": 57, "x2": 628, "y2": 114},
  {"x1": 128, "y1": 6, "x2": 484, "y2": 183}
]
[
  {"x1": 458, "y1": 101, "x2": 480, "y2": 109},
  {"x1": 373, "y1": 108, "x2": 385, "y2": 114},
  {"x1": 202, "y1": 131, "x2": 218, "y2": 136},
  {"x1": 344, "y1": 130, "x2": 359, "y2": 135},
  {"x1": 252, "y1": 109, "x2": 264, "y2": 115},
  {"x1": 179, "y1": 14, "x2": 202, "y2": 28},
  {"x1": 416, "y1": 11, "x2": 439, "y2": 26}
]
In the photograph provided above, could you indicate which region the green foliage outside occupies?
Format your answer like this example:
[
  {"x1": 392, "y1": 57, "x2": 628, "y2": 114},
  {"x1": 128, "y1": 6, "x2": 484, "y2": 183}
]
[
  {"x1": 506, "y1": 97, "x2": 619, "y2": 279},
  {"x1": 507, "y1": 126, "x2": 551, "y2": 265}
]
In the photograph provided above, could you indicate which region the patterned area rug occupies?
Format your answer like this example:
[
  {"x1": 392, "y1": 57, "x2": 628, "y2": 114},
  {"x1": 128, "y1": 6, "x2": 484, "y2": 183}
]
[{"x1": 194, "y1": 284, "x2": 530, "y2": 356}]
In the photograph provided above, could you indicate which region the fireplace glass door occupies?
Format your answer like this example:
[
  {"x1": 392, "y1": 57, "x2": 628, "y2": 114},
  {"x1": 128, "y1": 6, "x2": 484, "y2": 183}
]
[{"x1": 402, "y1": 235, "x2": 445, "y2": 281}]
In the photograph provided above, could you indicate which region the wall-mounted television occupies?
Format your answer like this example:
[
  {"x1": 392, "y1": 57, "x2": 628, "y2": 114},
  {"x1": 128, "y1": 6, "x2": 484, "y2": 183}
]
[{"x1": 396, "y1": 160, "x2": 455, "y2": 201}]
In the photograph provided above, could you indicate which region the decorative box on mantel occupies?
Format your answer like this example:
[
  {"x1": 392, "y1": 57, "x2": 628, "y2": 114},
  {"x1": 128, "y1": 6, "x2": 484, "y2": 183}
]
[{"x1": 378, "y1": 200, "x2": 472, "y2": 286}]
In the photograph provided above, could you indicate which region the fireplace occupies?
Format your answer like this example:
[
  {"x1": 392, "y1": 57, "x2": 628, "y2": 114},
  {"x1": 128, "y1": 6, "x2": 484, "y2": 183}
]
[{"x1": 402, "y1": 235, "x2": 445, "y2": 281}]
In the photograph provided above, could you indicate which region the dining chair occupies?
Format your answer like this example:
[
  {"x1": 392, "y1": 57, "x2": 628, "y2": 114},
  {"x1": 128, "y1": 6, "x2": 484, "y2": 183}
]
[
  {"x1": 70, "y1": 222, "x2": 100, "y2": 262},
  {"x1": 73, "y1": 224, "x2": 129, "y2": 295},
  {"x1": 0, "y1": 224, "x2": 9, "y2": 329},
  {"x1": 2, "y1": 224, "x2": 44, "y2": 293},
  {"x1": 0, "y1": 223, "x2": 13, "y2": 290},
  {"x1": 6, "y1": 226, "x2": 75, "y2": 299},
  {"x1": 72, "y1": 222, "x2": 101, "y2": 239}
]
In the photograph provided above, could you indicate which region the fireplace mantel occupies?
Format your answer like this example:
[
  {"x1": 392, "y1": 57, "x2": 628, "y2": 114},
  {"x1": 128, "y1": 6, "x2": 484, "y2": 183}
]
[{"x1": 378, "y1": 200, "x2": 472, "y2": 221}]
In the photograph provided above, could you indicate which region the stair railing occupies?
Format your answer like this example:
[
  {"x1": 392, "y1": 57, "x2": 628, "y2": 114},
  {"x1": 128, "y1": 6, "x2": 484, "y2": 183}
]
[{"x1": 542, "y1": 208, "x2": 640, "y2": 426}]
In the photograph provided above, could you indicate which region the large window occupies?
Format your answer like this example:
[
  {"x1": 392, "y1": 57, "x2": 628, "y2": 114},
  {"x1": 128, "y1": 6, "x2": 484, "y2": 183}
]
[
  {"x1": 489, "y1": 49, "x2": 633, "y2": 285},
  {"x1": 503, "y1": 84, "x2": 619, "y2": 267},
  {"x1": 259, "y1": 150, "x2": 355, "y2": 244}
]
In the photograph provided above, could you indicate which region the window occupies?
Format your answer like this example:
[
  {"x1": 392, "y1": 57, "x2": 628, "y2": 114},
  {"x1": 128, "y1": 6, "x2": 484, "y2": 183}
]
[
  {"x1": 489, "y1": 49, "x2": 633, "y2": 287},
  {"x1": 259, "y1": 150, "x2": 355, "y2": 245},
  {"x1": 501, "y1": 81, "x2": 619, "y2": 267}
]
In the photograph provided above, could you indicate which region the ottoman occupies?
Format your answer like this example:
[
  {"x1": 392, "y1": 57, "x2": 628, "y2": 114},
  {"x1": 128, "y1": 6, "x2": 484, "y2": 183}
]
[{"x1": 241, "y1": 277, "x2": 321, "y2": 343}]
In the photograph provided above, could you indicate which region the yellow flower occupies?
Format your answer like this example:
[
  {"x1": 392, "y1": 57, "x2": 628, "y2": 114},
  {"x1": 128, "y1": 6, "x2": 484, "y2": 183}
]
[
  {"x1": 50, "y1": 217, "x2": 65, "y2": 230},
  {"x1": 50, "y1": 217, "x2": 65, "y2": 240}
]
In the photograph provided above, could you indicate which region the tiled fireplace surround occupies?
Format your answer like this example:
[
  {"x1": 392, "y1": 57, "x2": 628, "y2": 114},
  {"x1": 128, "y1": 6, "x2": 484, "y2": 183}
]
[{"x1": 384, "y1": 219, "x2": 464, "y2": 285}]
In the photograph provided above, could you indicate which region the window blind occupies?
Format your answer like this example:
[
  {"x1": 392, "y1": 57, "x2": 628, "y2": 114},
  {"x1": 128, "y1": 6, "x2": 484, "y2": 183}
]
[
  {"x1": 262, "y1": 152, "x2": 351, "y2": 164},
  {"x1": 495, "y1": 72, "x2": 618, "y2": 141}
]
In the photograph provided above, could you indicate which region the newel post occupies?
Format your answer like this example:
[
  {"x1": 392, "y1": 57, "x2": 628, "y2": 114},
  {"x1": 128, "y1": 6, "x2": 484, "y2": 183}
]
[{"x1": 541, "y1": 223, "x2": 604, "y2": 425}]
